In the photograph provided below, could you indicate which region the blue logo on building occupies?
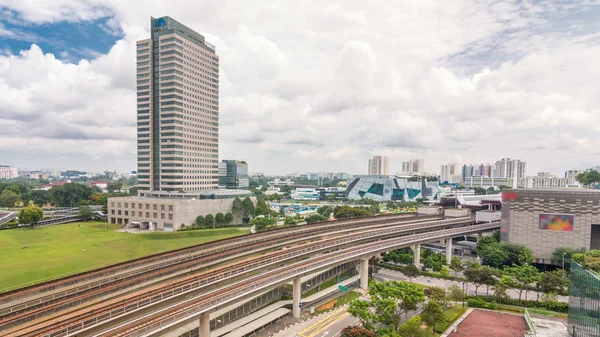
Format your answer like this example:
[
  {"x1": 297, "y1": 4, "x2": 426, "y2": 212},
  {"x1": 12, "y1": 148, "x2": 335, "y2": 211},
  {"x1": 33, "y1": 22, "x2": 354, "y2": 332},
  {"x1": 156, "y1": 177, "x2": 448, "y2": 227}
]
[{"x1": 157, "y1": 18, "x2": 166, "y2": 27}]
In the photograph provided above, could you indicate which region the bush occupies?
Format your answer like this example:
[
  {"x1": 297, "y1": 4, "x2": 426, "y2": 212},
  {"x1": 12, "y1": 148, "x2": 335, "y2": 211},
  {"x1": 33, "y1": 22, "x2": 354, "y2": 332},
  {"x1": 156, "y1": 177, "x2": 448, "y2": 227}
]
[
  {"x1": 467, "y1": 298, "x2": 497, "y2": 309},
  {"x1": 468, "y1": 295, "x2": 568, "y2": 313},
  {"x1": 377, "y1": 263, "x2": 464, "y2": 281}
]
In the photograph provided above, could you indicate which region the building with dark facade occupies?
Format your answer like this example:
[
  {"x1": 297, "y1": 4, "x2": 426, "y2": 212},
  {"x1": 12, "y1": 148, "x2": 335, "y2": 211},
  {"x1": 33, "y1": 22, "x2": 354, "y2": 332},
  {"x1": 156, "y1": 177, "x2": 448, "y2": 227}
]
[
  {"x1": 218, "y1": 160, "x2": 249, "y2": 189},
  {"x1": 500, "y1": 189, "x2": 600, "y2": 264}
]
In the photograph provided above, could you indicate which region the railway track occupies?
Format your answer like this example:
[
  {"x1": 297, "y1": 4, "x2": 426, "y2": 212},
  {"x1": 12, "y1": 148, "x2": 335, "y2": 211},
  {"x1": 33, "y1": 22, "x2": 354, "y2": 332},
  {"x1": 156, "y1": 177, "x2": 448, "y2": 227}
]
[
  {"x1": 0, "y1": 213, "x2": 429, "y2": 311},
  {"x1": 4, "y1": 216, "x2": 467, "y2": 336},
  {"x1": 101, "y1": 222, "x2": 500, "y2": 337}
]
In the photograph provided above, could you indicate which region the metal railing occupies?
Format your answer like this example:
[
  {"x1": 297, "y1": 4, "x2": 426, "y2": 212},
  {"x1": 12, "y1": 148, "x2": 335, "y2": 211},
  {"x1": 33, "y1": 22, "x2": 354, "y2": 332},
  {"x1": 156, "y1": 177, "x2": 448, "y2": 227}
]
[
  {"x1": 112, "y1": 222, "x2": 500, "y2": 337},
  {"x1": 9, "y1": 217, "x2": 473, "y2": 332}
]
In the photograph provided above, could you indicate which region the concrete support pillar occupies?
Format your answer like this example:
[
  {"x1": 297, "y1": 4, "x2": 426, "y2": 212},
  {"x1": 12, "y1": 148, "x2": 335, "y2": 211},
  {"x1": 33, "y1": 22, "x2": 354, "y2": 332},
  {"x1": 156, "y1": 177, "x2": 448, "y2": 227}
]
[
  {"x1": 359, "y1": 258, "x2": 370, "y2": 290},
  {"x1": 199, "y1": 312, "x2": 210, "y2": 337},
  {"x1": 446, "y1": 238, "x2": 453, "y2": 265},
  {"x1": 292, "y1": 276, "x2": 301, "y2": 318},
  {"x1": 413, "y1": 244, "x2": 421, "y2": 266},
  {"x1": 477, "y1": 233, "x2": 482, "y2": 242}
]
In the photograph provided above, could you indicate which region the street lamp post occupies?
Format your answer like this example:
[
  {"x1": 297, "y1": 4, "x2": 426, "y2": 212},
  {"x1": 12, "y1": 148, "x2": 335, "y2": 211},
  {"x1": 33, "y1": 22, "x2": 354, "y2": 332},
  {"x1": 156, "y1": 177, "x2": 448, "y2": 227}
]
[{"x1": 562, "y1": 252, "x2": 567, "y2": 270}]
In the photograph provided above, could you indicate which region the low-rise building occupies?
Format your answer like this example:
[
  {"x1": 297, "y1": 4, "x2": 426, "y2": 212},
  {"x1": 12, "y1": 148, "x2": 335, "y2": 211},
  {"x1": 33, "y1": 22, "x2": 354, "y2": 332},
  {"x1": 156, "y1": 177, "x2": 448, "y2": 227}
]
[
  {"x1": 462, "y1": 176, "x2": 513, "y2": 188},
  {"x1": 88, "y1": 180, "x2": 108, "y2": 192},
  {"x1": 264, "y1": 186, "x2": 281, "y2": 195},
  {"x1": 290, "y1": 188, "x2": 320, "y2": 201},
  {"x1": 107, "y1": 190, "x2": 252, "y2": 231},
  {"x1": 268, "y1": 178, "x2": 294, "y2": 186}
]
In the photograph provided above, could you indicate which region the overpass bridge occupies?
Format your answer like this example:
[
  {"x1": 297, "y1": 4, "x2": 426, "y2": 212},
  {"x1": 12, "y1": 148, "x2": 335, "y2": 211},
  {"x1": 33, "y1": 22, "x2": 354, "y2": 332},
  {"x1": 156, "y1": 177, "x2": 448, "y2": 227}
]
[{"x1": 0, "y1": 213, "x2": 499, "y2": 337}]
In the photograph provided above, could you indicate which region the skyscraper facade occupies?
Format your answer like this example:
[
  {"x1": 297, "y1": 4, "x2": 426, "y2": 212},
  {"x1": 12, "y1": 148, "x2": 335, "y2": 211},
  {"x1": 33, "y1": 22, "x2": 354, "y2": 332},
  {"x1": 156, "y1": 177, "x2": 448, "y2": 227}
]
[
  {"x1": 368, "y1": 156, "x2": 389, "y2": 175},
  {"x1": 136, "y1": 16, "x2": 219, "y2": 193}
]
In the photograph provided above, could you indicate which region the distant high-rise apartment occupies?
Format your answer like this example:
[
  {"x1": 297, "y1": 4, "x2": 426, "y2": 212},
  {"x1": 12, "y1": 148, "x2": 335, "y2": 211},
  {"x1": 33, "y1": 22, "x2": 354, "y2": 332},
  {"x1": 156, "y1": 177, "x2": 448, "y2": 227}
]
[
  {"x1": 441, "y1": 163, "x2": 462, "y2": 183},
  {"x1": 218, "y1": 160, "x2": 249, "y2": 189},
  {"x1": 368, "y1": 156, "x2": 389, "y2": 175},
  {"x1": 401, "y1": 159, "x2": 424, "y2": 175},
  {"x1": 492, "y1": 158, "x2": 526, "y2": 187},
  {"x1": 136, "y1": 16, "x2": 219, "y2": 193},
  {"x1": 0, "y1": 165, "x2": 18, "y2": 179}
]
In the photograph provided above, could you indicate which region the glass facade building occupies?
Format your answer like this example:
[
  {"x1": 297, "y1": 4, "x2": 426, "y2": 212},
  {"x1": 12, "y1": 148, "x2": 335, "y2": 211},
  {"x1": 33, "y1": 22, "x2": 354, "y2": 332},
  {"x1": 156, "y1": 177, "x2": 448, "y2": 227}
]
[
  {"x1": 218, "y1": 160, "x2": 249, "y2": 189},
  {"x1": 568, "y1": 262, "x2": 600, "y2": 337},
  {"x1": 345, "y1": 175, "x2": 440, "y2": 201},
  {"x1": 137, "y1": 16, "x2": 219, "y2": 193}
]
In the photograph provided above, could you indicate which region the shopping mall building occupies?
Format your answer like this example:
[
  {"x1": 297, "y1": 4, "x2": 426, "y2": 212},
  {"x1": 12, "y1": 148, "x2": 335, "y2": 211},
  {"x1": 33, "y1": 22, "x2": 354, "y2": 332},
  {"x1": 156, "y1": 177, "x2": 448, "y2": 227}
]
[{"x1": 501, "y1": 189, "x2": 600, "y2": 264}]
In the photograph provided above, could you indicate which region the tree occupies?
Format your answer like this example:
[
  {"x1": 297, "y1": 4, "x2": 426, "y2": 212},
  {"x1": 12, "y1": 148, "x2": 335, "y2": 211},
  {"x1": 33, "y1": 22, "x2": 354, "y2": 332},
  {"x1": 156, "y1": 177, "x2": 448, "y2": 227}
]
[
  {"x1": 30, "y1": 190, "x2": 49, "y2": 207},
  {"x1": 576, "y1": 170, "x2": 600, "y2": 187},
  {"x1": 128, "y1": 186, "x2": 138, "y2": 196},
  {"x1": 536, "y1": 270, "x2": 568, "y2": 300},
  {"x1": 492, "y1": 278, "x2": 511, "y2": 302},
  {"x1": 249, "y1": 216, "x2": 277, "y2": 231},
  {"x1": 403, "y1": 264, "x2": 420, "y2": 279},
  {"x1": 450, "y1": 256, "x2": 464, "y2": 276},
  {"x1": 107, "y1": 181, "x2": 123, "y2": 193},
  {"x1": 425, "y1": 287, "x2": 448, "y2": 309},
  {"x1": 505, "y1": 264, "x2": 541, "y2": 301},
  {"x1": 305, "y1": 213, "x2": 328, "y2": 224},
  {"x1": 341, "y1": 326, "x2": 375, "y2": 337},
  {"x1": 479, "y1": 243, "x2": 510, "y2": 268},
  {"x1": 398, "y1": 316, "x2": 425, "y2": 337},
  {"x1": 48, "y1": 183, "x2": 93, "y2": 207},
  {"x1": 242, "y1": 197, "x2": 255, "y2": 219},
  {"x1": 232, "y1": 197, "x2": 243, "y2": 221},
  {"x1": 205, "y1": 214, "x2": 215, "y2": 228},
  {"x1": 316, "y1": 205, "x2": 334, "y2": 217},
  {"x1": 348, "y1": 281, "x2": 425, "y2": 334},
  {"x1": 0, "y1": 189, "x2": 21, "y2": 207},
  {"x1": 78, "y1": 205, "x2": 93, "y2": 221},
  {"x1": 334, "y1": 206, "x2": 372, "y2": 219},
  {"x1": 195, "y1": 215, "x2": 205, "y2": 227},
  {"x1": 447, "y1": 284, "x2": 465, "y2": 304},
  {"x1": 421, "y1": 300, "x2": 444, "y2": 333},
  {"x1": 553, "y1": 247, "x2": 586, "y2": 269},
  {"x1": 255, "y1": 197, "x2": 269, "y2": 216},
  {"x1": 464, "y1": 267, "x2": 496, "y2": 296},
  {"x1": 224, "y1": 212, "x2": 233, "y2": 225},
  {"x1": 18, "y1": 206, "x2": 44, "y2": 229},
  {"x1": 215, "y1": 213, "x2": 224, "y2": 227}
]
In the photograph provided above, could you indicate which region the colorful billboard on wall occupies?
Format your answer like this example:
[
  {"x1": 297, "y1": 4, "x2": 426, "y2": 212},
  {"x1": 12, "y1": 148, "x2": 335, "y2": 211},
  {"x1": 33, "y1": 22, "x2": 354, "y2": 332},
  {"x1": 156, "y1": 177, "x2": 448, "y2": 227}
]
[{"x1": 539, "y1": 214, "x2": 574, "y2": 231}]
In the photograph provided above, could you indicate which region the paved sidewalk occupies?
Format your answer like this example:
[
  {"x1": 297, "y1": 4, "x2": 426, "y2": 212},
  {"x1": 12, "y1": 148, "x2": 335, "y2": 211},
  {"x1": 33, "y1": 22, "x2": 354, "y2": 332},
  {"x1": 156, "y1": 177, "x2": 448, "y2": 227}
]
[{"x1": 376, "y1": 268, "x2": 569, "y2": 303}]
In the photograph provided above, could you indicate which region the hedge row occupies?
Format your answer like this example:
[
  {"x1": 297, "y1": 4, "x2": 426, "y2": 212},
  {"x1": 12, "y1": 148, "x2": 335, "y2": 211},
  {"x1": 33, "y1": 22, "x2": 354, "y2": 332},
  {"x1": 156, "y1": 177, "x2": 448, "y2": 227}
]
[
  {"x1": 376, "y1": 262, "x2": 465, "y2": 281},
  {"x1": 468, "y1": 295, "x2": 568, "y2": 313}
]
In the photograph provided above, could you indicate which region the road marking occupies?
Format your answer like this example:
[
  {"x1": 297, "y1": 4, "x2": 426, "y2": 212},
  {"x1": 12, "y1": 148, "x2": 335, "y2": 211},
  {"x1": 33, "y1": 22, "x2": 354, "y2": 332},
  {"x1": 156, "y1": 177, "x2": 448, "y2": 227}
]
[
  {"x1": 298, "y1": 308, "x2": 349, "y2": 337},
  {"x1": 305, "y1": 312, "x2": 350, "y2": 337}
]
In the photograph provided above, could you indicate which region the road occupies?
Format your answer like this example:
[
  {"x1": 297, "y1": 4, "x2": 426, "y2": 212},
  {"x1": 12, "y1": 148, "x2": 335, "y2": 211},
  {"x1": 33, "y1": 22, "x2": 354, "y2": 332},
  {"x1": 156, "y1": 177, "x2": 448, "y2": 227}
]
[
  {"x1": 375, "y1": 268, "x2": 569, "y2": 303},
  {"x1": 275, "y1": 296, "x2": 424, "y2": 337}
]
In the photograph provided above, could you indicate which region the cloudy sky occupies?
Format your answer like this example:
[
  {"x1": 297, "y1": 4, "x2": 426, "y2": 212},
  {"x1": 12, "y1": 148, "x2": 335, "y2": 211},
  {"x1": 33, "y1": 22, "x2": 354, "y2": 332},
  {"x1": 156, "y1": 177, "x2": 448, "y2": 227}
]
[{"x1": 1, "y1": 1, "x2": 599, "y2": 176}]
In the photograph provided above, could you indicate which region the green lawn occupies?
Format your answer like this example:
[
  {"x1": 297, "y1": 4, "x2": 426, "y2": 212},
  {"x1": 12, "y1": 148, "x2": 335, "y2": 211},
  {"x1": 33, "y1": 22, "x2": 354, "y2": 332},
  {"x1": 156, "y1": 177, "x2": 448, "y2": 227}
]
[{"x1": 0, "y1": 222, "x2": 249, "y2": 292}]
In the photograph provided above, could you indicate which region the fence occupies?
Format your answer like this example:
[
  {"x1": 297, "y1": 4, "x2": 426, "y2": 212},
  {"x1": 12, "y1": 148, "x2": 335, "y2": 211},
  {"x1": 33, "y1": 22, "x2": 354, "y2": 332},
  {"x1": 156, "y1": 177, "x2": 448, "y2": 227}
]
[{"x1": 567, "y1": 262, "x2": 600, "y2": 337}]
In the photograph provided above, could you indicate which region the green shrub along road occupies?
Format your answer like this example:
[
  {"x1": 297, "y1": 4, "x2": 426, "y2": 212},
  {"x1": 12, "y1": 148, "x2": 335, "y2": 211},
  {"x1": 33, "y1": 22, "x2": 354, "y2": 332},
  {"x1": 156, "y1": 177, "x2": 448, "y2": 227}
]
[{"x1": 0, "y1": 222, "x2": 249, "y2": 291}]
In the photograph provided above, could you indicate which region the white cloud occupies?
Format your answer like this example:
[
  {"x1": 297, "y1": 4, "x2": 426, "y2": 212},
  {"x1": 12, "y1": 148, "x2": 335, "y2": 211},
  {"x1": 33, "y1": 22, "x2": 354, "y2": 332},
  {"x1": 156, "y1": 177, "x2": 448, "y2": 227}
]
[{"x1": 0, "y1": 1, "x2": 600, "y2": 176}]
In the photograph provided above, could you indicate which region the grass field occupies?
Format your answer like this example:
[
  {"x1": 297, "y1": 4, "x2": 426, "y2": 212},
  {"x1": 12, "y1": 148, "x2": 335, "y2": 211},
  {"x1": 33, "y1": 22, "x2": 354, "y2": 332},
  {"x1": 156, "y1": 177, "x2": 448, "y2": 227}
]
[{"x1": 0, "y1": 222, "x2": 250, "y2": 292}]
